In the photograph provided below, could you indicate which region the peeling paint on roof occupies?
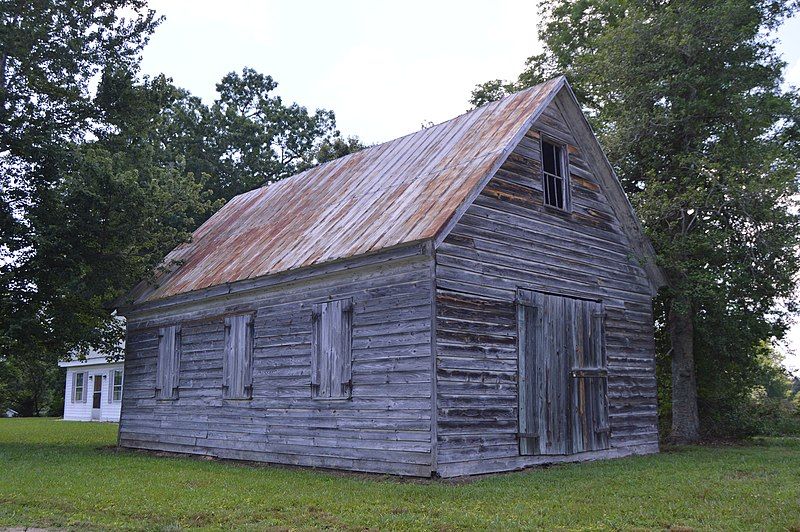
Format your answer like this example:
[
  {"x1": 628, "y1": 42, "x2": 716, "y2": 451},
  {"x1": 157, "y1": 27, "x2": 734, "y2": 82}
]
[{"x1": 134, "y1": 77, "x2": 565, "y2": 304}]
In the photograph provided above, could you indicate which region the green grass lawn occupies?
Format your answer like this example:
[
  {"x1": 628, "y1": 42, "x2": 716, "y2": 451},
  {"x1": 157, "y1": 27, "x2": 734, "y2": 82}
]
[{"x1": 1, "y1": 419, "x2": 798, "y2": 531}]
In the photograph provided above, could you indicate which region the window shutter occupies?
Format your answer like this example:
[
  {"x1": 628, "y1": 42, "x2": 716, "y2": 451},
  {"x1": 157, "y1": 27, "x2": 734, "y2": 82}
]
[
  {"x1": 243, "y1": 316, "x2": 254, "y2": 398},
  {"x1": 156, "y1": 325, "x2": 180, "y2": 400},
  {"x1": 310, "y1": 305, "x2": 322, "y2": 395},
  {"x1": 223, "y1": 314, "x2": 254, "y2": 399},
  {"x1": 171, "y1": 326, "x2": 181, "y2": 398},
  {"x1": 222, "y1": 318, "x2": 232, "y2": 397},
  {"x1": 320, "y1": 302, "x2": 333, "y2": 398},
  {"x1": 311, "y1": 298, "x2": 353, "y2": 400},
  {"x1": 70, "y1": 372, "x2": 76, "y2": 403},
  {"x1": 156, "y1": 327, "x2": 169, "y2": 398},
  {"x1": 338, "y1": 299, "x2": 353, "y2": 398},
  {"x1": 81, "y1": 371, "x2": 89, "y2": 403},
  {"x1": 107, "y1": 370, "x2": 114, "y2": 403}
]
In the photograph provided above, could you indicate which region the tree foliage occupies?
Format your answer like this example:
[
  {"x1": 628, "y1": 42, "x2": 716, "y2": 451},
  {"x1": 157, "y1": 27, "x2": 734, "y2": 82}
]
[
  {"x1": 473, "y1": 0, "x2": 800, "y2": 440},
  {"x1": 0, "y1": 0, "x2": 171, "y2": 382},
  {"x1": 152, "y1": 68, "x2": 361, "y2": 203},
  {"x1": 0, "y1": 2, "x2": 361, "y2": 415},
  {"x1": 316, "y1": 135, "x2": 367, "y2": 165}
]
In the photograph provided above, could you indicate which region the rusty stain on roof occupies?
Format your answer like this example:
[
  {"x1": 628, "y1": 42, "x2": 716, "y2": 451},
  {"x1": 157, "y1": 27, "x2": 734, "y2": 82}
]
[{"x1": 134, "y1": 77, "x2": 565, "y2": 304}]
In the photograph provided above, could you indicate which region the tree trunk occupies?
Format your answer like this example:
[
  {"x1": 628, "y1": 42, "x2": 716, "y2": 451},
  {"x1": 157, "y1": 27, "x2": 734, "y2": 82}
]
[{"x1": 668, "y1": 294, "x2": 701, "y2": 443}]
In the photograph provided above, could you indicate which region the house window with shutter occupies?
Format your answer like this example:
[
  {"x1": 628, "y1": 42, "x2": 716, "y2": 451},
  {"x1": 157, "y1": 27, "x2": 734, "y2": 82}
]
[
  {"x1": 311, "y1": 299, "x2": 353, "y2": 400},
  {"x1": 72, "y1": 372, "x2": 86, "y2": 403},
  {"x1": 541, "y1": 138, "x2": 570, "y2": 210},
  {"x1": 223, "y1": 314, "x2": 254, "y2": 399},
  {"x1": 156, "y1": 325, "x2": 181, "y2": 400},
  {"x1": 112, "y1": 369, "x2": 123, "y2": 401}
]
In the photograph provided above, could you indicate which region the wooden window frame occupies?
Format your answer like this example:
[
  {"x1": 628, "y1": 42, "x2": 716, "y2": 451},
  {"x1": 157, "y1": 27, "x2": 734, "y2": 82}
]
[
  {"x1": 540, "y1": 136, "x2": 571, "y2": 212},
  {"x1": 311, "y1": 298, "x2": 354, "y2": 401},
  {"x1": 222, "y1": 313, "x2": 255, "y2": 400}
]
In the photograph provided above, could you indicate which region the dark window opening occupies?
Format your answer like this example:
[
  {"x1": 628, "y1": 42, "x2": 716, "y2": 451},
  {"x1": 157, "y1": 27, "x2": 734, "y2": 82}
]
[{"x1": 542, "y1": 140, "x2": 568, "y2": 210}]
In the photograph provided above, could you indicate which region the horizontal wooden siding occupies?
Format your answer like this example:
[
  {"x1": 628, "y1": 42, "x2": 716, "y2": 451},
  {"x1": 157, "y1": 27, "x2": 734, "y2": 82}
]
[{"x1": 119, "y1": 255, "x2": 434, "y2": 476}]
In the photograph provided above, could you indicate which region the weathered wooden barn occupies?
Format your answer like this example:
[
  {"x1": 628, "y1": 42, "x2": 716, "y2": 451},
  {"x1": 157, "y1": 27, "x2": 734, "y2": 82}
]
[{"x1": 117, "y1": 76, "x2": 665, "y2": 477}]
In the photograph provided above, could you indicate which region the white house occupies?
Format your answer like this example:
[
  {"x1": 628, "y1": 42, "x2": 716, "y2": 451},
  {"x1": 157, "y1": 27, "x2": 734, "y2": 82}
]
[{"x1": 59, "y1": 346, "x2": 124, "y2": 422}]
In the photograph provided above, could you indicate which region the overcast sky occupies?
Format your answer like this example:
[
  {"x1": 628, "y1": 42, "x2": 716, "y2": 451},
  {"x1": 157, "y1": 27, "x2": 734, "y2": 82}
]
[{"x1": 139, "y1": 0, "x2": 800, "y2": 375}]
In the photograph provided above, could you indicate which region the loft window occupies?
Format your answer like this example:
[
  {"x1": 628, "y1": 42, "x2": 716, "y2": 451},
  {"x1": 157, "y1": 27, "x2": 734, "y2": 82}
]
[
  {"x1": 311, "y1": 299, "x2": 353, "y2": 400},
  {"x1": 541, "y1": 139, "x2": 570, "y2": 210}
]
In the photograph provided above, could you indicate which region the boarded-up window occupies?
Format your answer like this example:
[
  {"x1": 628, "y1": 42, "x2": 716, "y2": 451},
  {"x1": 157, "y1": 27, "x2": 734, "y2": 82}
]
[
  {"x1": 517, "y1": 290, "x2": 609, "y2": 456},
  {"x1": 541, "y1": 139, "x2": 570, "y2": 210},
  {"x1": 223, "y1": 314, "x2": 254, "y2": 399},
  {"x1": 311, "y1": 299, "x2": 353, "y2": 399},
  {"x1": 72, "y1": 371, "x2": 87, "y2": 403},
  {"x1": 156, "y1": 325, "x2": 181, "y2": 400}
]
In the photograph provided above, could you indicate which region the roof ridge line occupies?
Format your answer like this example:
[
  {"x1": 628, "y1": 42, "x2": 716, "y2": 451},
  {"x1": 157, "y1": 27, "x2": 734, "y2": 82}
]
[{"x1": 231, "y1": 76, "x2": 568, "y2": 201}]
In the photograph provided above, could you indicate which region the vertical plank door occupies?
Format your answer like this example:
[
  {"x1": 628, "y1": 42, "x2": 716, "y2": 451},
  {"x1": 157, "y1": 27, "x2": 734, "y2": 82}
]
[
  {"x1": 568, "y1": 299, "x2": 610, "y2": 453},
  {"x1": 518, "y1": 290, "x2": 610, "y2": 456}
]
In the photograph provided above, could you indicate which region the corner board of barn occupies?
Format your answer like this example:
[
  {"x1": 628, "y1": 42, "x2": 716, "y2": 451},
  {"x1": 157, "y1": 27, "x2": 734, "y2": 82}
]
[{"x1": 116, "y1": 76, "x2": 664, "y2": 478}]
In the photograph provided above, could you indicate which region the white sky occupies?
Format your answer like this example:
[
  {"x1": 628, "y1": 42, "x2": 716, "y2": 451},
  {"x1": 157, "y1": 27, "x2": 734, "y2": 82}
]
[
  {"x1": 139, "y1": 1, "x2": 542, "y2": 143},
  {"x1": 139, "y1": 0, "x2": 800, "y2": 375}
]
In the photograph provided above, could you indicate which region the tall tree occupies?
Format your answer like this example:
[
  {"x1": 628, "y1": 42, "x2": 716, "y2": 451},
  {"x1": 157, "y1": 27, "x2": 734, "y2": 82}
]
[
  {"x1": 315, "y1": 135, "x2": 366, "y2": 165},
  {"x1": 154, "y1": 68, "x2": 357, "y2": 203},
  {"x1": 473, "y1": 0, "x2": 800, "y2": 442},
  {"x1": 0, "y1": 1, "x2": 363, "y2": 417},
  {"x1": 0, "y1": 0, "x2": 160, "y2": 255},
  {"x1": 0, "y1": 2, "x2": 211, "y2": 393}
]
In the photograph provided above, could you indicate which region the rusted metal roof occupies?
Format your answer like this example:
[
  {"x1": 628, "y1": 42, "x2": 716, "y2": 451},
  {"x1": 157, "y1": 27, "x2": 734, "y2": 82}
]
[{"x1": 133, "y1": 77, "x2": 565, "y2": 304}]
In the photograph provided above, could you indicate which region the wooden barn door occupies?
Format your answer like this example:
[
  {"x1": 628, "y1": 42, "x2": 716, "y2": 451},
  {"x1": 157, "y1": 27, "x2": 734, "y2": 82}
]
[
  {"x1": 568, "y1": 299, "x2": 611, "y2": 453},
  {"x1": 517, "y1": 290, "x2": 610, "y2": 456}
]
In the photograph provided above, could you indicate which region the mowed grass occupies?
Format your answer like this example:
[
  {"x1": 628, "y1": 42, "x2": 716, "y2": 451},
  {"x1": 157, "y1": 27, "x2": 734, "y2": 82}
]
[{"x1": 1, "y1": 419, "x2": 799, "y2": 530}]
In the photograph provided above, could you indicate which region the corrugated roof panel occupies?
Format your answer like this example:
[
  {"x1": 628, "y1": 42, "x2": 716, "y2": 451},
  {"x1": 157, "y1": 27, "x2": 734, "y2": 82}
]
[{"x1": 134, "y1": 77, "x2": 565, "y2": 303}]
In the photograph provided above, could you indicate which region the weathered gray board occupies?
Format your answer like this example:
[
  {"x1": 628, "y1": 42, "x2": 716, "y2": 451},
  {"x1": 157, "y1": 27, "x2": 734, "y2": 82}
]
[
  {"x1": 119, "y1": 93, "x2": 658, "y2": 477},
  {"x1": 432, "y1": 93, "x2": 658, "y2": 477},
  {"x1": 120, "y1": 248, "x2": 436, "y2": 477}
]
